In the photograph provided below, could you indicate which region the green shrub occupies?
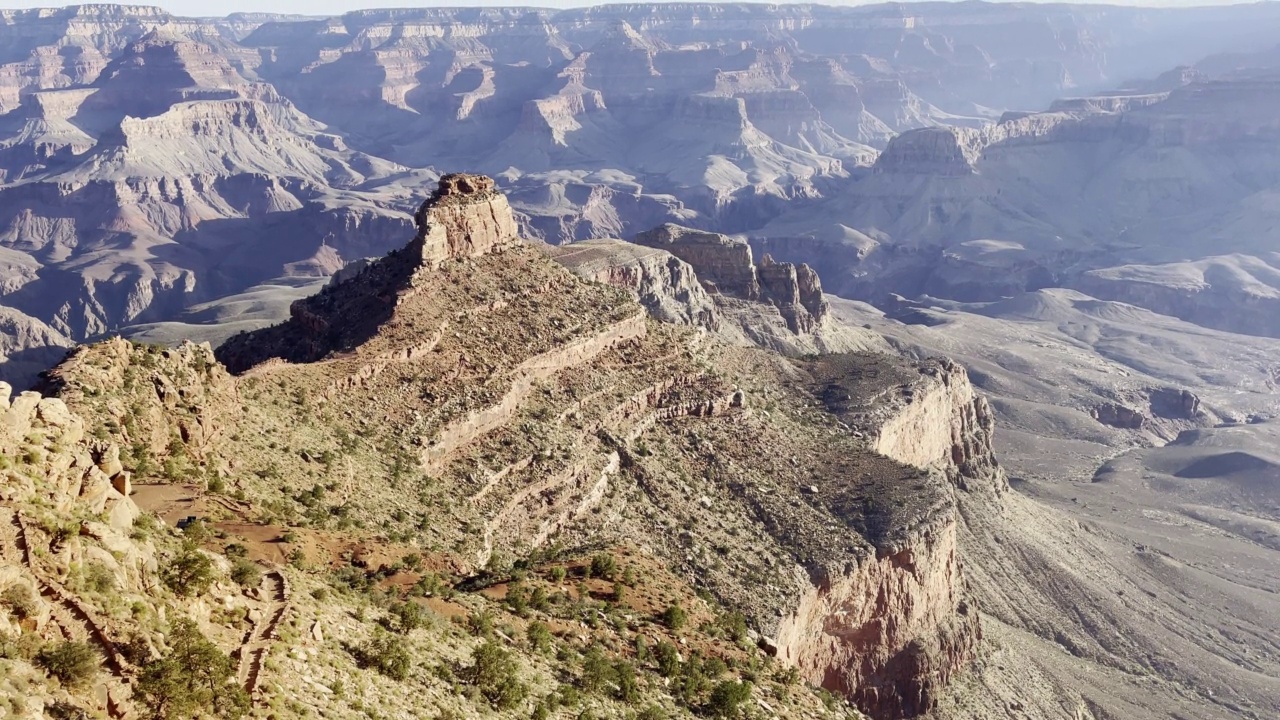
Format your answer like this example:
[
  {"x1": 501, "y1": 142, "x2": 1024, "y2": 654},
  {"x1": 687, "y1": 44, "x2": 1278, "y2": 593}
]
[
  {"x1": 589, "y1": 554, "x2": 617, "y2": 580},
  {"x1": 74, "y1": 563, "x2": 116, "y2": 594},
  {"x1": 352, "y1": 629, "x2": 412, "y2": 681},
  {"x1": 506, "y1": 582, "x2": 529, "y2": 616},
  {"x1": 465, "y1": 640, "x2": 528, "y2": 710},
  {"x1": 230, "y1": 559, "x2": 262, "y2": 587},
  {"x1": 636, "y1": 706, "x2": 667, "y2": 720},
  {"x1": 529, "y1": 586, "x2": 549, "y2": 612},
  {"x1": 706, "y1": 680, "x2": 752, "y2": 718},
  {"x1": 704, "y1": 656, "x2": 728, "y2": 678},
  {"x1": 36, "y1": 641, "x2": 99, "y2": 687},
  {"x1": 660, "y1": 603, "x2": 687, "y2": 632},
  {"x1": 136, "y1": 617, "x2": 247, "y2": 718},
  {"x1": 654, "y1": 641, "x2": 680, "y2": 678},
  {"x1": 579, "y1": 644, "x2": 614, "y2": 695},
  {"x1": 392, "y1": 601, "x2": 429, "y2": 634},
  {"x1": 162, "y1": 547, "x2": 216, "y2": 597},
  {"x1": 614, "y1": 660, "x2": 639, "y2": 702},
  {"x1": 719, "y1": 612, "x2": 749, "y2": 644},
  {"x1": 527, "y1": 621, "x2": 553, "y2": 654},
  {"x1": 468, "y1": 609, "x2": 494, "y2": 638},
  {"x1": 1, "y1": 584, "x2": 36, "y2": 620}
]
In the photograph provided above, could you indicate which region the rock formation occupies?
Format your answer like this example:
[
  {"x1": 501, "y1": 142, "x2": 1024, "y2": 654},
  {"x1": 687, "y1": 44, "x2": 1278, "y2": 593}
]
[
  {"x1": 200, "y1": 176, "x2": 1000, "y2": 719},
  {"x1": 633, "y1": 223, "x2": 831, "y2": 335},
  {"x1": 549, "y1": 238, "x2": 720, "y2": 330},
  {"x1": 216, "y1": 174, "x2": 519, "y2": 372},
  {"x1": 414, "y1": 173, "x2": 520, "y2": 266}
]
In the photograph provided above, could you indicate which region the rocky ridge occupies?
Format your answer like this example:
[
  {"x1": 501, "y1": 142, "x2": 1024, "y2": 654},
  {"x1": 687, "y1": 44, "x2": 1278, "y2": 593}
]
[
  {"x1": 8, "y1": 3, "x2": 1280, "y2": 386},
  {"x1": 633, "y1": 223, "x2": 830, "y2": 335},
  {"x1": 208, "y1": 174, "x2": 1004, "y2": 718}
]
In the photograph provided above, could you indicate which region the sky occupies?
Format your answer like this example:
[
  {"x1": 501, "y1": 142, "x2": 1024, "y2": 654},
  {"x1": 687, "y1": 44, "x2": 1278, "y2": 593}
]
[{"x1": 0, "y1": 0, "x2": 1255, "y2": 16}]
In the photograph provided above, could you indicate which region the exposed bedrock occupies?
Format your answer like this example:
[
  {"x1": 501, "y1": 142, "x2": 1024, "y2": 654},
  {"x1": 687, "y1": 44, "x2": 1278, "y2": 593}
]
[
  {"x1": 414, "y1": 173, "x2": 520, "y2": 265},
  {"x1": 549, "y1": 238, "x2": 720, "y2": 330},
  {"x1": 777, "y1": 358, "x2": 1004, "y2": 719},
  {"x1": 632, "y1": 223, "x2": 829, "y2": 333},
  {"x1": 775, "y1": 522, "x2": 979, "y2": 719}
]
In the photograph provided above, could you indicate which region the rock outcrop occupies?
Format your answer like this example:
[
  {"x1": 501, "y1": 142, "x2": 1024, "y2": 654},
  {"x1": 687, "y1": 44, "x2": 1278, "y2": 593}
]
[
  {"x1": 633, "y1": 223, "x2": 830, "y2": 334},
  {"x1": 763, "y1": 353, "x2": 1006, "y2": 719},
  {"x1": 632, "y1": 224, "x2": 761, "y2": 299},
  {"x1": 216, "y1": 174, "x2": 518, "y2": 372},
  {"x1": 0, "y1": 379, "x2": 139, "y2": 531},
  {"x1": 549, "y1": 238, "x2": 720, "y2": 330},
  {"x1": 414, "y1": 173, "x2": 520, "y2": 266}
]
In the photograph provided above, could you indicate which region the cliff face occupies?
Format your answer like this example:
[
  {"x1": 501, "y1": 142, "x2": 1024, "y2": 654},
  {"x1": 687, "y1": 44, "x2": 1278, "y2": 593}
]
[
  {"x1": 632, "y1": 223, "x2": 761, "y2": 299},
  {"x1": 414, "y1": 173, "x2": 521, "y2": 266},
  {"x1": 770, "y1": 354, "x2": 1006, "y2": 719},
  {"x1": 549, "y1": 238, "x2": 721, "y2": 330},
  {"x1": 775, "y1": 523, "x2": 978, "y2": 718},
  {"x1": 868, "y1": 358, "x2": 1005, "y2": 492},
  {"x1": 633, "y1": 223, "x2": 830, "y2": 334}
]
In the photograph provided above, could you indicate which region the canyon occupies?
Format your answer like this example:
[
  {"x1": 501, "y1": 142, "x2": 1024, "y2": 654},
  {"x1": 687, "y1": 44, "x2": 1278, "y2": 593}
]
[
  {"x1": 5, "y1": 3, "x2": 1280, "y2": 387},
  {"x1": 2, "y1": 3, "x2": 1280, "y2": 720}
]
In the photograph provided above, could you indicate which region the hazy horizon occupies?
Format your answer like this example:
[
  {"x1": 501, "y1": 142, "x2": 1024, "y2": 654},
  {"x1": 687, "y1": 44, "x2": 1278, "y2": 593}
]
[{"x1": 0, "y1": 0, "x2": 1264, "y2": 17}]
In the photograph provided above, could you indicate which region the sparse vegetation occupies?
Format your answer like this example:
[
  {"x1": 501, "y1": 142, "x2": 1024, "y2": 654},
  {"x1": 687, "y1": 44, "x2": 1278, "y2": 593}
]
[{"x1": 36, "y1": 641, "x2": 99, "y2": 687}]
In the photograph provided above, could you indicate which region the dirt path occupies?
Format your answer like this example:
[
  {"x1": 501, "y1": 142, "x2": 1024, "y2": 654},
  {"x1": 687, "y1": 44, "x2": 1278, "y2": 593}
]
[
  {"x1": 237, "y1": 569, "x2": 290, "y2": 703},
  {"x1": 2, "y1": 508, "x2": 132, "y2": 717}
]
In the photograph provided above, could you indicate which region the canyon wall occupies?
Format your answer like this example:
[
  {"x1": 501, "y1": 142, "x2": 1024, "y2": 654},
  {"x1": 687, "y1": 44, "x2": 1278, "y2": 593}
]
[
  {"x1": 775, "y1": 357, "x2": 1004, "y2": 719},
  {"x1": 549, "y1": 238, "x2": 720, "y2": 330}
]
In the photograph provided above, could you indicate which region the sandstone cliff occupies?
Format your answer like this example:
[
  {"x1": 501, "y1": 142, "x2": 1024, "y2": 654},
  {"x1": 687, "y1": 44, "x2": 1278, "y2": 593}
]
[
  {"x1": 633, "y1": 223, "x2": 831, "y2": 334},
  {"x1": 548, "y1": 238, "x2": 720, "y2": 330}
]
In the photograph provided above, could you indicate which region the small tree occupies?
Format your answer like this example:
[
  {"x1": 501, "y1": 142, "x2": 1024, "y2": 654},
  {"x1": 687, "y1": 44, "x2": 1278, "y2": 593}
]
[
  {"x1": 136, "y1": 618, "x2": 247, "y2": 719},
  {"x1": 353, "y1": 628, "x2": 412, "y2": 681},
  {"x1": 162, "y1": 546, "x2": 216, "y2": 597},
  {"x1": 527, "y1": 621, "x2": 553, "y2": 654},
  {"x1": 614, "y1": 660, "x2": 639, "y2": 702},
  {"x1": 579, "y1": 644, "x2": 615, "y2": 695},
  {"x1": 654, "y1": 641, "x2": 680, "y2": 678},
  {"x1": 465, "y1": 640, "x2": 528, "y2": 710},
  {"x1": 637, "y1": 706, "x2": 667, "y2": 720},
  {"x1": 706, "y1": 680, "x2": 752, "y2": 718},
  {"x1": 392, "y1": 601, "x2": 428, "y2": 634},
  {"x1": 36, "y1": 642, "x2": 99, "y2": 687}
]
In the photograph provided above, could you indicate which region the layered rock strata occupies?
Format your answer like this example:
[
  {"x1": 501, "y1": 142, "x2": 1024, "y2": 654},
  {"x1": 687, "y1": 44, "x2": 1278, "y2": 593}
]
[
  {"x1": 549, "y1": 238, "x2": 720, "y2": 330},
  {"x1": 201, "y1": 175, "x2": 1000, "y2": 720},
  {"x1": 216, "y1": 174, "x2": 518, "y2": 372},
  {"x1": 762, "y1": 353, "x2": 1005, "y2": 718},
  {"x1": 633, "y1": 223, "x2": 830, "y2": 334}
]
